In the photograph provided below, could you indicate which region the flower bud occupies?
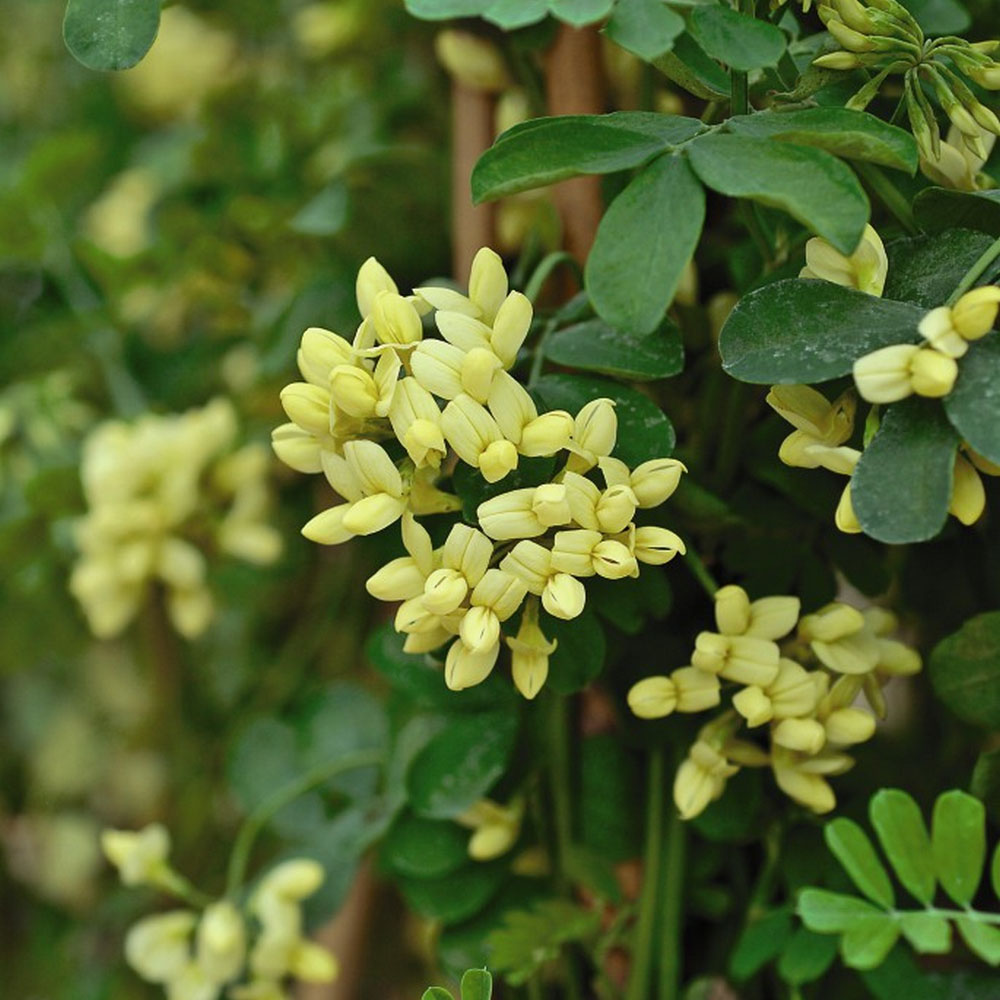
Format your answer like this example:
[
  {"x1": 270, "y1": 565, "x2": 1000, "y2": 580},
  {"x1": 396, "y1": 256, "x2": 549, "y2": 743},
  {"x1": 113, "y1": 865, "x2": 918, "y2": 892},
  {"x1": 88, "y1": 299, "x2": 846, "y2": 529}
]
[
  {"x1": 479, "y1": 439, "x2": 519, "y2": 483},
  {"x1": 772, "y1": 718, "x2": 827, "y2": 754},
  {"x1": 471, "y1": 567, "x2": 529, "y2": 619},
  {"x1": 258, "y1": 859, "x2": 325, "y2": 900},
  {"x1": 125, "y1": 911, "x2": 196, "y2": 983},
  {"x1": 460, "y1": 606, "x2": 501, "y2": 653},
  {"x1": 461, "y1": 347, "x2": 503, "y2": 403},
  {"x1": 506, "y1": 611, "x2": 557, "y2": 700},
  {"x1": 445, "y1": 637, "x2": 500, "y2": 690},
  {"x1": 542, "y1": 573, "x2": 586, "y2": 620},
  {"x1": 596, "y1": 484, "x2": 638, "y2": 534},
  {"x1": 628, "y1": 676, "x2": 677, "y2": 719},
  {"x1": 435, "y1": 30, "x2": 509, "y2": 92},
  {"x1": 272, "y1": 423, "x2": 323, "y2": 474},
  {"x1": 491, "y1": 291, "x2": 533, "y2": 367},
  {"x1": 672, "y1": 666, "x2": 721, "y2": 712},
  {"x1": 469, "y1": 247, "x2": 508, "y2": 325},
  {"x1": 767, "y1": 659, "x2": 820, "y2": 718},
  {"x1": 366, "y1": 557, "x2": 426, "y2": 602},
  {"x1": 422, "y1": 568, "x2": 469, "y2": 615},
  {"x1": 298, "y1": 327, "x2": 355, "y2": 386},
  {"x1": 813, "y1": 51, "x2": 864, "y2": 69},
  {"x1": 197, "y1": 901, "x2": 246, "y2": 983},
  {"x1": 747, "y1": 596, "x2": 801, "y2": 640},
  {"x1": 356, "y1": 257, "x2": 399, "y2": 318},
  {"x1": 551, "y1": 529, "x2": 602, "y2": 577},
  {"x1": 290, "y1": 941, "x2": 339, "y2": 982},
  {"x1": 952, "y1": 286, "x2": 1000, "y2": 339},
  {"x1": 410, "y1": 340, "x2": 465, "y2": 399},
  {"x1": 733, "y1": 685, "x2": 773, "y2": 727},
  {"x1": 591, "y1": 539, "x2": 638, "y2": 579},
  {"x1": 714, "y1": 585, "x2": 751, "y2": 635},
  {"x1": 799, "y1": 603, "x2": 865, "y2": 642},
  {"x1": 773, "y1": 749, "x2": 837, "y2": 813},
  {"x1": 909, "y1": 348, "x2": 958, "y2": 398},
  {"x1": 329, "y1": 364, "x2": 379, "y2": 418},
  {"x1": 570, "y1": 398, "x2": 617, "y2": 470},
  {"x1": 458, "y1": 799, "x2": 524, "y2": 859},
  {"x1": 835, "y1": 482, "x2": 862, "y2": 534},
  {"x1": 478, "y1": 489, "x2": 544, "y2": 540},
  {"x1": 280, "y1": 382, "x2": 332, "y2": 436},
  {"x1": 824, "y1": 707, "x2": 877, "y2": 745},
  {"x1": 301, "y1": 504, "x2": 352, "y2": 545},
  {"x1": 520, "y1": 411, "x2": 573, "y2": 456},
  {"x1": 633, "y1": 526, "x2": 685, "y2": 565},
  {"x1": 852, "y1": 344, "x2": 920, "y2": 403},
  {"x1": 341, "y1": 493, "x2": 407, "y2": 536},
  {"x1": 691, "y1": 631, "x2": 729, "y2": 674},
  {"x1": 969, "y1": 65, "x2": 1000, "y2": 90},
  {"x1": 720, "y1": 635, "x2": 781, "y2": 686},
  {"x1": 630, "y1": 458, "x2": 686, "y2": 507},
  {"x1": 827, "y1": 19, "x2": 875, "y2": 51},
  {"x1": 919, "y1": 306, "x2": 967, "y2": 358},
  {"x1": 531, "y1": 483, "x2": 572, "y2": 528},
  {"x1": 372, "y1": 292, "x2": 422, "y2": 346},
  {"x1": 950, "y1": 453, "x2": 986, "y2": 525}
]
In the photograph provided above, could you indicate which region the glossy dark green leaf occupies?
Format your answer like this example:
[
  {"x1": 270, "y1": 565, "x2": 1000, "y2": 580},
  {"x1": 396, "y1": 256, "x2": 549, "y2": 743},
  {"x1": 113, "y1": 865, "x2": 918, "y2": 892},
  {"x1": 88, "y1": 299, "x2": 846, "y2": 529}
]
[
  {"x1": 687, "y1": 134, "x2": 869, "y2": 254},
  {"x1": 532, "y1": 373, "x2": 676, "y2": 464},
  {"x1": 383, "y1": 812, "x2": 471, "y2": 879},
  {"x1": 548, "y1": 0, "x2": 615, "y2": 26},
  {"x1": 484, "y1": 0, "x2": 548, "y2": 27},
  {"x1": 898, "y1": 913, "x2": 951, "y2": 954},
  {"x1": 404, "y1": 0, "x2": 490, "y2": 17},
  {"x1": 797, "y1": 888, "x2": 884, "y2": 932},
  {"x1": 719, "y1": 279, "x2": 923, "y2": 384},
  {"x1": 884, "y1": 230, "x2": 1000, "y2": 309},
  {"x1": 544, "y1": 316, "x2": 684, "y2": 380},
  {"x1": 400, "y1": 862, "x2": 506, "y2": 924},
  {"x1": 653, "y1": 31, "x2": 730, "y2": 99},
  {"x1": 931, "y1": 790, "x2": 986, "y2": 907},
  {"x1": 602, "y1": 0, "x2": 685, "y2": 62},
  {"x1": 840, "y1": 915, "x2": 901, "y2": 970},
  {"x1": 972, "y1": 748, "x2": 1000, "y2": 826},
  {"x1": 688, "y1": 5, "x2": 786, "y2": 70},
  {"x1": 944, "y1": 336, "x2": 1000, "y2": 465},
  {"x1": 728, "y1": 108, "x2": 918, "y2": 174},
  {"x1": 472, "y1": 113, "x2": 704, "y2": 202},
  {"x1": 777, "y1": 928, "x2": 839, "y2": 985},
  {"x1": 914, "y1": 188, "x2": 1000, "y2": 237},
  {"x1": 825, "y1": 817, "x2": 895, "y2": 909},
  {"x1": 869, "y1": 789, "x2": 936, "y2": 905},
  {"x1": 460, "y1": 968, "x2": 493, "y2": 1000},
  {"x1": 543, "y1": 605, "x2": 606, "y2": 694},
  {"x1": 729, "y1": 909, "x2": 794, "y2": 981},
  {"x1": 63, "y1": 0, "x2": 159, "y2": 71},
  {"x1": 586, "y1": 153, "x2": 704, "y2": 335},
  {"x1": 958, "y1": 919, "x2": 1000, "y2": 966},
  {"x1": 901, "y1": 0, "x2": 971, "y2": 35},
  {"x1": 407, "y1": 711, "x2": 519, "y2": 818},
  {"x1": 852, "y1": 398, "x2": 958, "y2": 544},
  {"x1": 929, "y1": 612, "x2": 1000, "y2": 729}
]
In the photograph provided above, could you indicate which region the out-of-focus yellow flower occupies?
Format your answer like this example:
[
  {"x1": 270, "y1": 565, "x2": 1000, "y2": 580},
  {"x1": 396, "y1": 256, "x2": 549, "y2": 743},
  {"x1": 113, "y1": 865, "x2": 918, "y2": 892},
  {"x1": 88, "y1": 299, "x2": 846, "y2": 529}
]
[
  {"x1": 852, "y1": 343, "x2": 958, "y2": 403},
  {"x1": 102, "y1": 823, "x2": 171, "y2": 887},
  {"x1": 800, "y1": 224, "x2": 887, "y2": 296},
  {"x1": 435, "y1": 30, "x2": 509, "y2": 92},
  {"x1": 457, "y1": 797, "x2": 525, "y2": 859},
  {"x1": 80, "y1": 168, "x2": 161, "y2": 258},
  {"x1": 292, "y1": 3, "x2": 363, "y2": 59}
]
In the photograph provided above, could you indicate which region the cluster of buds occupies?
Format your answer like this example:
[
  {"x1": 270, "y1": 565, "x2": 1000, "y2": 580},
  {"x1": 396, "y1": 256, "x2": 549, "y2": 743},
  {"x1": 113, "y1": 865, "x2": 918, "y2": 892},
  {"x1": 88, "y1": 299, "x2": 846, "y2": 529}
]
[
  {"x1": 628, "y1": 586, "x2": 921, "y2": 817},
  {"x1": 70, "y1": 399, "x2": 282, "y2": 639},
  {"x1": 102, "y1": 825, "x2": 337, "y2": 1000},
  {"x1": 455, "y1": 796, "x2": 526, "y2": 861},
  {"x1": 275, "y1": 249, "x2": 687, "y2": 699},
  {"x1": 811, "y1": 0, "x2": 1000, "y2": 165},
  {"x1": 789, "y1": 229, "x2": 998, "y2": 531}
]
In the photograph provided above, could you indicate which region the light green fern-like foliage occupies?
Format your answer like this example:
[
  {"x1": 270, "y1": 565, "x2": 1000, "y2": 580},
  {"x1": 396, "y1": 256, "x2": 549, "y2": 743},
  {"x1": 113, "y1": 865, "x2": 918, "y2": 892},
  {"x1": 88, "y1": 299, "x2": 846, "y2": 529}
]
[
  {"x1": 423, "y1": 968, "x2": 493, "y2": 1000},
  {"x1": 798, "y1": 788, "x2": 1000, "y2": 969}
]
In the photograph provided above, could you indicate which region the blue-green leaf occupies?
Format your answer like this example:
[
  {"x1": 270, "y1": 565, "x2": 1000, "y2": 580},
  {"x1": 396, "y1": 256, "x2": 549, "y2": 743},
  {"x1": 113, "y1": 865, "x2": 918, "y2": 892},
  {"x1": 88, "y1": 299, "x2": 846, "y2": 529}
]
[
  {"x1": 930, "y1": 612, "x2": 1000, "y2": 730},
  {"x1": 944, "y1": 336, "x2": 1000, "y2": 466},
  {"x1": 63, "y1": 0, "x2": 159, "y2": 71}
]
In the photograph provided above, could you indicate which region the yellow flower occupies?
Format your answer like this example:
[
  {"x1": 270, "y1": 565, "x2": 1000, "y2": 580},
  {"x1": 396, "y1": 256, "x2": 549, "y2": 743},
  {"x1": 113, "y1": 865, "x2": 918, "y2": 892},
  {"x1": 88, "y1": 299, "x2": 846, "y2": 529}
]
[
  {"x1": 800, "y1": 223, "x2": 888, "y2": 296},
  {"x1": 690, "y1": 631, "x2": 781, "y2": 686},
  {"x1": 950, "y1": 452, "x2": 987, "y2": 525},
  {"x1": 488, "y1": 372, "x2": 573, "y2": 457},
  {"x1": 102, "y1": 824, "x2": 171, "y2": 887},
  {"x1": 853, "y1": 344, "x2": 957, "y2": 403},
  {"x1": 771, "y1": 747, "x2": 841, "y2": 814},
  {"x1": 124, "y1": 911, "x2": 197, "y2": 984},
  {"x1": 456, "y1": 799, "x2": 525, "y2": 861},
  {"x1": 416, "y1": 247, "x2": 510, "y2": 325},
  {"x1": 500, "y1": 541, "x2": 587, "y2": 619},
  {"x1": 674, "y1": 739, "x2": 740, "y2": 820},
  {"x1": 505, "y1": 602, "x2": 557, "y2": 699},
  {"x1": 366, "y1": 513, "x2": 437, "y2": 602},
  {"x1": 566, "y1": 398, "x2": 617, "y2": 472},
  {"x1": 435, "y1": 30, "x2": 509, "y2": 92},
  {"x1": 766, "y1": 385, "x2": 858, "y2": 473},
  {"x1": 441, "y1": 394, "x2": 519, "y2": 483},
  {"x1": 196, "y1": 901, "x2": 246, "y2": 984}
]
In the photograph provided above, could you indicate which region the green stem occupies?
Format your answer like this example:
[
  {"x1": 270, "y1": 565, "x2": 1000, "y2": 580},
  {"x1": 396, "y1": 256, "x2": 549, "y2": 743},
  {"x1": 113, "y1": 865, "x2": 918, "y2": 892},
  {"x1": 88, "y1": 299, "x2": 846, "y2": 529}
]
[
  {"x1": 523, "y1": 250, "x2": 584, "y2": 304},
  {"x1": 626, "y1": 748, "x2": 665, "y2": 1000},
  {"x1": 656, "y1": 806, "x2": 686, "y2": 1000},
  {"x1": 526, "y1": 976, "x2": 545, "y2": 1000},
  {"x1": 853, "y1": 162, "x2": 918, "y2": 236},
  {"x1": 683, "y1": 548, "x2": 719, "y2": 598},
  {"x1": 947, "y1": 233, "x2": 1000, "y2": 305},
  {"x1": 153, "y1": 867, "x2": 214, "y2": 909},
  {"x1": 224, "y1": 749, "x2": 384, "y2": 899},
  {"x1": 730, "y1": 0, "x2": 756, "y2": 116},
  {"x1": 528, "y1": 318, "x2": 559, "y2": 388}
]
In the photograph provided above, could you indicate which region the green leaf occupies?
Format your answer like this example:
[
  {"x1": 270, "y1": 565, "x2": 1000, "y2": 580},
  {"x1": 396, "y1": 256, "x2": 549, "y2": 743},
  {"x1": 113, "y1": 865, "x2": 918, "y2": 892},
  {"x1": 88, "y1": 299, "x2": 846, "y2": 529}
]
[
  {"x1": 719, "y1": 279, "x2": 923, "y2": 384},
  {"x1": 994, "y1": 842, "x2": 1000, "y2": 899},
  {"x1": 840, "y1": 915, "x2": 901, "y2": 970},
  {"x1": 899, "y1": 912, "x2": 951, "y2": 954},
  {"x1": 863, "y1": 947, "x2": 1000, "y2": 1000},
  {"x1": 579, "y1": 735, "x2": 642, "y2": 861},
  {"x1": 730, "y1": 908, "x2": 794, "y2": 981},
  {"x1": 423, "y1": 988, "x2": 455, "y2": 1000},
  {"x1": 382, "y1": 812, "x2": 471, "y2": 879},
  {"x1": 884, "y1": 230, "x2": 1000, "y2": 309},
  {"x1": 484, "y1": 0, "x2": 548, "y2": 27},
  {"x1": 797, "y1": 888, "x2": 884, "y2": 932},
  {"x1": 532, "y1": 373, "x2": 676, "y2": 465},
  {"x1": 944, "y1": 336, "x2": 1000, "y2": 466},
  {"x1": 404, "y1": 0, "x2": 491, "y2": 17},
  {"x1": 914, "y1": 189, "x2": 1000, "y2": 237},
  {"x1": 548, "y1": 0, "x2": 615, "y2": 26},
  {"x1": 472, "y1": 113, "x2": 704, "y2": 202},
  {"x1": 544, "y1": 316, "x2": 684, "y2": 380},
  {"x1": 971, "y1": 749, "x2": 1000, "y2": 826},
  {"x1": 63, "y1": 0, "x2": 159, "y2": 71},
  {"x1": 777, "y1": 928, "x2": 839, "y2": 985},
  {"x1": 957, "y1": 918, "x2": 1000, "y2": 967},
  {"x1": 585, "y1": 154, "x2": 705, "y2": 335},
  {"x1": 290, "y1": 183, "x2": 348, "y2": 236},
  {"x1": 931, "y1": 790, "x2": 986, "y2": 907},
  {"x1": 929, "y1": 612, "x2": 1000, "y2": 730},
  {"x1": 400, "y1": 862, "x2": 506, "y2": 924},
  {"x1": 487, "y1": 900, "x2": 600, "y2": 985},
  {"x1": 653, "y1": 32, "x2": 730, "y2": 99},
  {"x1": 851, "y1": 398, "x2": 958, "y2": 545},
  {"x1": 602, "y1": 0, "x2": 685, "y2": 62},
  {"x1": 407, "y1": 711, "x2": 519, "y2": 818},
  {"x1": 825, "y1": 817, "x2": 895, "y2": 909},
  {"x1": 687, "y1": 134, "x2": 869, "y2": 254},
  {"x1": 688, "y1": 5, "x2": 786, "y2": 71},
  {"x1": 460, "y1": 968, "x2": 493, "y2": 1000},
  {"x1": 869, "y1": 789, "x2": 936, "y2": 905},
  {"x1": 543, "y1": 606, "x2": 606, "y2": 694},
  {"x1": 727, "y1": 109, "x2": 918, "y2": 174},
  {"x1": 900, "y1": 0, "x2": 971, "y2": 35}
]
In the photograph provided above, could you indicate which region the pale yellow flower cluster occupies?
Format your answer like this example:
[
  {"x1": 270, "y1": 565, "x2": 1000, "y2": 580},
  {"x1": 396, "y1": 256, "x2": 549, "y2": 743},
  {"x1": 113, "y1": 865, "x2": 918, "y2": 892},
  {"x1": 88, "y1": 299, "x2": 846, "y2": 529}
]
[
  {"x1": 103, "y1": 827, "x2": 336, "y2": 1000},
  {"x1": 628, "y1": 585, "x2": 921, "y2": 818},
  {"x1": 789, "y1": 229, "x2": 999, "y2": 531},
  {"x1": 274, "y1": 250, "x2": 687, "y2": 698},
  {"x1": 71, "y1": 399, "x2": 282, "y2": 639}
]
